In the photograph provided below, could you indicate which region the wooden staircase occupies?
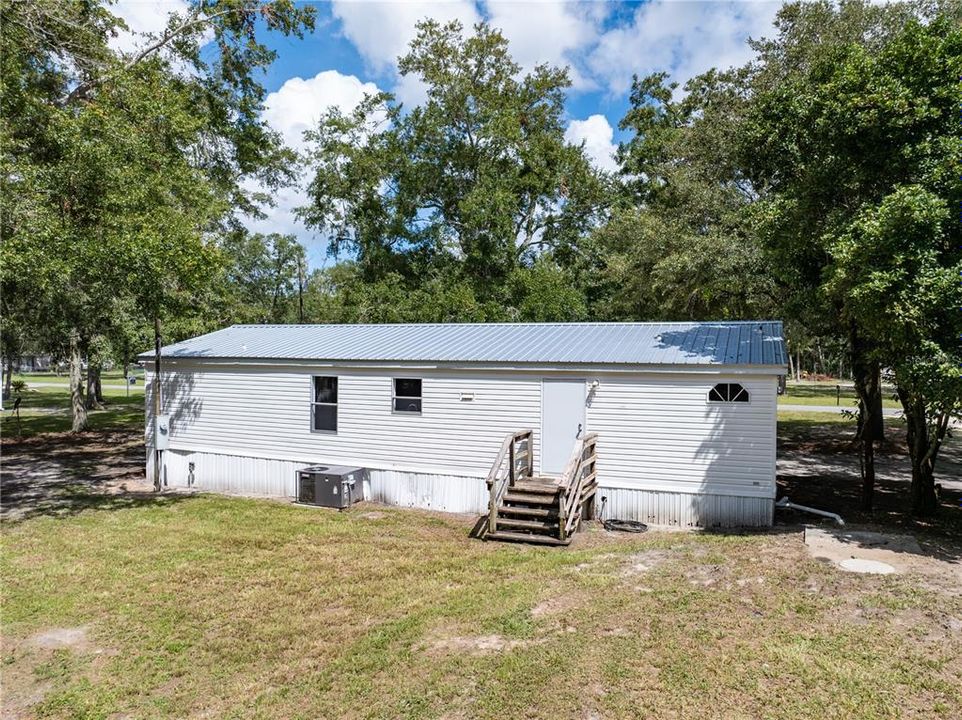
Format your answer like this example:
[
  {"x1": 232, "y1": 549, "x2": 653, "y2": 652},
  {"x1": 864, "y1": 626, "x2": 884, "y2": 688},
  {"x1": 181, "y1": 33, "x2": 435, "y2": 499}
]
[{"x1": 484, "y1": 430, "x2": 598, "y2": 546}]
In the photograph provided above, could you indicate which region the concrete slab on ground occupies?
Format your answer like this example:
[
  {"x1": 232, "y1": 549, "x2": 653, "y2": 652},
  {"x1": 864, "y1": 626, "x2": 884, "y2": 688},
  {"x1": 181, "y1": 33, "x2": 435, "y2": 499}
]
[{"x1": 804, "y1": 526, "x2": 923, "y2": 574}]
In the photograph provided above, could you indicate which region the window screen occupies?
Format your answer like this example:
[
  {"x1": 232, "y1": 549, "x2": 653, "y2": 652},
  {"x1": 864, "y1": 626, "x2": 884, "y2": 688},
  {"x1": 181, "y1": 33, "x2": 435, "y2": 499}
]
[
  {"x1": 393, "y1": 378, "x2": 422, "y2": 413},
  {"x1": 312, "y1": 376, "x2": 338, "y2": 431},
  {"x1": 708, "y1": 382, "x2": 749, "y2": 403}
]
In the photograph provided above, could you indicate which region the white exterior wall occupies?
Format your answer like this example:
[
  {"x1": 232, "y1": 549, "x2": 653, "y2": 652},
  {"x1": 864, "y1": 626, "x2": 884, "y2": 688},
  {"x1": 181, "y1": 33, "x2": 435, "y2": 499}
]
[
  {"x1": 146, "y1": 363, "x2": 778, "y2": 527},
  {"x1": 586, "y1": 374, "x2": 777, "y2": 499},
  {"x1": 147, "y1": 364, "x2": 543, "y2": 478}
]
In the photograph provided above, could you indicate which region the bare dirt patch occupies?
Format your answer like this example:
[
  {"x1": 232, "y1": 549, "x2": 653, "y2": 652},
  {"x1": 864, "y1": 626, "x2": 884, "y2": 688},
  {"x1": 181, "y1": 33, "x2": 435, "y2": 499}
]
[
  {"x1": 423, "y1": 632, "x2": 539, "y2": 657},
  {"x1": 531, "y1": 593, "x2": 583, "y2": 619},
  {"x1": 804, "y1": 527, "x2": 962, "y2": 586},
  {"x1": 1, "y1": 429, "x2": 150, "y2": 521},
  {"x1": 621, "y1": 549, "x2": 673, "y2": 576},
  {"x1": 26, "y1": 626, "x2": 91, "y2": 652}
]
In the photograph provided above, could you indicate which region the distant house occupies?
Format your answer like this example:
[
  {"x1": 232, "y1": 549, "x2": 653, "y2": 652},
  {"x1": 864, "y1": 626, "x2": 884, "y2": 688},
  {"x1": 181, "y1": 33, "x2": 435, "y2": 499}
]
[{"x1": 140, "y1": 321, "x2": 787, "y2": 536}]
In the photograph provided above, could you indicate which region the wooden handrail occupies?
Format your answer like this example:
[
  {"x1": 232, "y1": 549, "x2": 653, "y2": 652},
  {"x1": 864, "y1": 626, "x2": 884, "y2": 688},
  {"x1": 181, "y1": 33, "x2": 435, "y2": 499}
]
[
  {"x1": 558, "y1": 432, "x2": 598, "y2": 540},
  {"x1": 486, "y1": 429, "x2": 533, "y2": 534}
]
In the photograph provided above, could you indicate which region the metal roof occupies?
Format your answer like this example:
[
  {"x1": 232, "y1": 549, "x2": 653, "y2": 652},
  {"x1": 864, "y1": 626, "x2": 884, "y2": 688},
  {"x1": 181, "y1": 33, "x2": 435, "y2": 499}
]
[{"x1": 140, "y1": 321, "x2": 787, "y2": 368}]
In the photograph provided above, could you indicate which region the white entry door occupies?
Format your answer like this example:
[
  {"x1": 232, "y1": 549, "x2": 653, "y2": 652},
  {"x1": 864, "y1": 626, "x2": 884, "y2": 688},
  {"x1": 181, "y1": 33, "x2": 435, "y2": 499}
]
[{"x1": 541, "y1": 379, "x2": 586, "y2": 475}]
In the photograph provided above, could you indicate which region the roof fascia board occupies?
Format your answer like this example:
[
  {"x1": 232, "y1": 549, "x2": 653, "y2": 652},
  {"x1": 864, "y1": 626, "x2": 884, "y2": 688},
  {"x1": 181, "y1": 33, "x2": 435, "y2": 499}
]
[{"x1": 142, "y1": 357, "x2": 788, "y2": 375}]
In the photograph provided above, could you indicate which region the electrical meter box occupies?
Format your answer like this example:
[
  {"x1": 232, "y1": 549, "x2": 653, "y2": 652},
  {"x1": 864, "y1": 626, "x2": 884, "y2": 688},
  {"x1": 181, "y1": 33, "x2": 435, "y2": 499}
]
[{"x1": 155, "y1": 414, "x2": 171, "y2": 450}]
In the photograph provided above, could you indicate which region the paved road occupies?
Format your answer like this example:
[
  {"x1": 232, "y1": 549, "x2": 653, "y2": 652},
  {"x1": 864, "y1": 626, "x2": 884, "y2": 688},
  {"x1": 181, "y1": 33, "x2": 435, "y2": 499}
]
[{"x1": 779, "y1": 403, "x2": 901, "y2": 416}]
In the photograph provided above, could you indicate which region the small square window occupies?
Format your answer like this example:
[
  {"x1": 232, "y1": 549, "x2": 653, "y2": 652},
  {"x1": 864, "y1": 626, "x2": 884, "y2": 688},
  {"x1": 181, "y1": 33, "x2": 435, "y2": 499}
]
[{"x1": 393, "y1": 378, "x2": 422, "y2": 414}]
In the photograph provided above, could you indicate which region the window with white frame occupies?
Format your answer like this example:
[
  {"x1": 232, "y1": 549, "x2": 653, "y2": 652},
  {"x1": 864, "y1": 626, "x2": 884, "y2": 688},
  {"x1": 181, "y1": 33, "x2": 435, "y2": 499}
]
[
  {"x1": 708, "y1": 382, "x2": 749, "y2": 403},
  {"x1": 393, "y1": 378, "x2": 422, "y2": 413},
  {"x1": 312, "y1": 376, "x2": 338, "y2": 431}
]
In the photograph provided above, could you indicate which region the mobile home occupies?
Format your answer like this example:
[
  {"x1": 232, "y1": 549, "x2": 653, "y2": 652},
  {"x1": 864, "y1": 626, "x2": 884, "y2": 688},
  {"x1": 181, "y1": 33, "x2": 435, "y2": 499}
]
[{"x1": 142, "y1": 321, "x2": 786, "y2": 536}]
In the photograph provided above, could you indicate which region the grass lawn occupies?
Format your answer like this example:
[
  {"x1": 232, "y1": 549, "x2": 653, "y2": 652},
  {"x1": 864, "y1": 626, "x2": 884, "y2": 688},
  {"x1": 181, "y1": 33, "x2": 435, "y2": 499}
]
[
  {"x1": 3, "y1": 492, "x2": 961, "y2": 720},
  {"x1": 3, "y1": 389, "x2": 959, "y2": 718},
  {"x1": 779, "y1": 380, "x2": 901, "y2": 408},
  {"x1": 2, "y1": 386, "x2": 143, "y2": 438}
]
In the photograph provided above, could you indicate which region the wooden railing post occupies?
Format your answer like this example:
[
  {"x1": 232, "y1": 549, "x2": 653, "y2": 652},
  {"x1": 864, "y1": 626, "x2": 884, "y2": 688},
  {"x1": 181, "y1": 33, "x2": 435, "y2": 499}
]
[
  {"x1": 509, "y1": 440, "x2": 516, "y2": 486},
  {"x1": 558, "y1": 491, "x2": 567, "y2": 542},
  {"x1": 489, "y1": 478, "x2": 498, "y2": 534},
  {"x1": 526, "y1": 431, "x2": 533, "y2": 477}
]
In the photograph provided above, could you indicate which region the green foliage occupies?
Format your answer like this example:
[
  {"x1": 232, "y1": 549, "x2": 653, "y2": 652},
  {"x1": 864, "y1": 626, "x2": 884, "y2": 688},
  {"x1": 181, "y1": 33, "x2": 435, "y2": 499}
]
[
  {"x1": 1, "y1": 0, "x2": 315, "y2": 427},
  {"x1": 735, "y1": 0, "x2": 962, "y2": 511},
  {"x1": 220, "y1": 231, "x2": 306, "y2": 323},
  {"x1": 590, "y1": 70, "x2": 773, "y2": 321},
  {"x1": 301, "y1": 19, "x2": 607, "y2": 310}
]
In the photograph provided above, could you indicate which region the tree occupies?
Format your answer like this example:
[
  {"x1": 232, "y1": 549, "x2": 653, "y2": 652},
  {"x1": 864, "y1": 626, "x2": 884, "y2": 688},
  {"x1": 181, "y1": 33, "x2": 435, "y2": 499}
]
[
  {"x1": 739, "y1": 0, "x2": 962, "y2": 513},
  {"x1": 301, "y1": 20, "x2": 607, "y2": 312},
  {"x1": 221, "y1": 231, "x2": 307, "y2": 323},
  {"x1": 1, "y1": 0, "x2": 315, "y2": 431},
  {"x1": 590, "y1": 71, "x2": 775, "y2": 322}
]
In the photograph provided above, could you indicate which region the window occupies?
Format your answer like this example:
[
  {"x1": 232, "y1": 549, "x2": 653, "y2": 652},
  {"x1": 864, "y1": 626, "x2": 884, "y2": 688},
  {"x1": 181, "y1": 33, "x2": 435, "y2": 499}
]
[
  {"x1": 393, "y1": 378, "x2": 422, "y2": 413},
  {"x1": 708, "y1": 382, "x2": 749, "y2": 403},
  {"x1": 312, "y1": 376, "x2": 338, "y2": 431}
]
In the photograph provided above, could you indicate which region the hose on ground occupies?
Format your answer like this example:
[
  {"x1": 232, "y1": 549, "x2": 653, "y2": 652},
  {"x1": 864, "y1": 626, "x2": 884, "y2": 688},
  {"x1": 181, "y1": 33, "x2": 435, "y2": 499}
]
[{"x1": 598, "y1": 496, "x2": 648, "y2": 533}]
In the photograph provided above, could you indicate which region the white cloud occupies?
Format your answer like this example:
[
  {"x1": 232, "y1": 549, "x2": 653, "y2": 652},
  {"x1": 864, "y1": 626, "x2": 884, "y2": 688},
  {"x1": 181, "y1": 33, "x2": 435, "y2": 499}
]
[
  {"x1": 109, "y1": 0, "x2": 190, "y2": 55},
  {"x1": 331, "y1": 0, "x2": 481, "y2": 73},
  {"x1": 262, "y1": 70, "x2": 381, "y2": 152},
  {"x1": 245, "y1": 70, "x2": 382, "y2": 259},
  {"x1": 588, "y1": 1, "x2": 780, "y2": 96},
  {"x1": 483, "y1": 1, "x2": 602, "y2": 89},
  {"x1": 565, "y1": 114, "x2": 618, "y2": 173}
]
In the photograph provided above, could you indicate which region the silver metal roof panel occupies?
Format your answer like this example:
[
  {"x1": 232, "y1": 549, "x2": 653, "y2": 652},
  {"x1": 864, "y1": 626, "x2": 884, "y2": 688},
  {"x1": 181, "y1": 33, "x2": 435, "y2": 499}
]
[{"x1": 140, "y1": 321, "x2": 787, "y2": 368}]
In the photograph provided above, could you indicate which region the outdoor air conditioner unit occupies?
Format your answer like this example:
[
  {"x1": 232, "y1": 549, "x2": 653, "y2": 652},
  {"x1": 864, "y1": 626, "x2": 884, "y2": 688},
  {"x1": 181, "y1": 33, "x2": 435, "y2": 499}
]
[{"x1": 296, "y1": 465, "x2": 366, "y2": 509}]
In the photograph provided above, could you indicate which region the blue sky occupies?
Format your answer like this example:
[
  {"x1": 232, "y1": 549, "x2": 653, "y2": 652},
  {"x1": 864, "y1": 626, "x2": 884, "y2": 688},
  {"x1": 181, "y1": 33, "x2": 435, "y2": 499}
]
[{"x1": 114, "y1": 1, "x2": 782, "y2": 267}]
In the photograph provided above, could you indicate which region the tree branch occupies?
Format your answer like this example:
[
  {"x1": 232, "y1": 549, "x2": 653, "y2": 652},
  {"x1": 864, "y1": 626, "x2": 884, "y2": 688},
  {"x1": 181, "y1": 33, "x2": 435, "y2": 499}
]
[{"x1": 62, "y1": 7, "x2": 238, "y2": 106}]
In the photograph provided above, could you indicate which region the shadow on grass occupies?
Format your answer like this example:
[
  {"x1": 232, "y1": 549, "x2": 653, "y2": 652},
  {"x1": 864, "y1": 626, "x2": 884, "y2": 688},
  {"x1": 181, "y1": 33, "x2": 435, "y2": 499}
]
[
  {"x1": 2, "y1": 406, "x2": 143, "y2": 438},
  {"x1": 1, "y1": 427, "x2": 164, "y2": 522},
  {"x1": 1, "y1": 485, "x2": 198, "y2": 523}
]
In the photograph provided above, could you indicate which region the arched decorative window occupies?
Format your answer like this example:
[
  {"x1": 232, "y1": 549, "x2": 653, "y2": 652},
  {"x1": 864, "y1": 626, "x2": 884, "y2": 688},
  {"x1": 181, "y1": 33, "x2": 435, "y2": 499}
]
[{"x1": 708, "y1": 382, "x2": 749, "y2": 403}]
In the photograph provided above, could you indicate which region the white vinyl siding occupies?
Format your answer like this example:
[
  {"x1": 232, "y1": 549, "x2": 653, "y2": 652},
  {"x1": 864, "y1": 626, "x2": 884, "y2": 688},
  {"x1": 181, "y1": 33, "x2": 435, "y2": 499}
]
[
  {"x1": 585, "y1": 374, "x2": 777, "y2": 499},
  {"x1": 147, "y1": 364, "x2": 542, "y2": 478},
  {"x1": 146, "y1": 364, "x2": 778, "y2": 507}
]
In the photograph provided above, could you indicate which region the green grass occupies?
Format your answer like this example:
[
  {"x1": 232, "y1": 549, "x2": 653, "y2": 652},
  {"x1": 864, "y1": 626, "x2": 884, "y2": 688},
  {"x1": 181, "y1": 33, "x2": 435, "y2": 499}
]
[
  {"x1": 2, "y1": 494, "x2": 960, "y2": 719},
  {"x1": 15, "y1": 368, "x2": 144, "y2": 380},
  {"x1": 2, "y1": 386, "x2": 143, "y2": 438},
  {"x1": 779, "y1": 381, "x2": 900, "y2": 408}
]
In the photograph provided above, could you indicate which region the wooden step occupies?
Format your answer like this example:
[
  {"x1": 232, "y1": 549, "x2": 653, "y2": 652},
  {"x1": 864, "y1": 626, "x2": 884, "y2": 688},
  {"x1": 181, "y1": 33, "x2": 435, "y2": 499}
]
[
  {"x1": 503, "y1": 492, "x2": 560, "y2": 505},
  {"x1": 510, "y1": 482, "x2": 562, "y2": 496},
  {"x1": 485, "y1": 530, "x2": 570, "y2": 546},
  {"x1": 495, "y1": 517, "x2": 558, "y2": 531},
  {"x1": 497, "y1": 505, "x2": 559, "y2": 518}
]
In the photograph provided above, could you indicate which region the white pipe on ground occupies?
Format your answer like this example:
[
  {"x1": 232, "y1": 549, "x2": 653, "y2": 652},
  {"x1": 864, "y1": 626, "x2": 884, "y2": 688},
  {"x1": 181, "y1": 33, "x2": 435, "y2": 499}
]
[{"x1": 775, "y1": 496, "x2": 845, "y2": 526}]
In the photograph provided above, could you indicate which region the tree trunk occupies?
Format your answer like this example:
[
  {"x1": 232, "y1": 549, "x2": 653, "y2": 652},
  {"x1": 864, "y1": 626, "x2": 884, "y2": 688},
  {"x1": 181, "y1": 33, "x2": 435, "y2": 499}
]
[
  {"x1": 2, "y1": 359, "x2": 12, "y2": 400},
  {"x1": 909, "y1": 456, "x2": 938, "y2": 517},
  {"x1": 850, "y1": 324, "x2": 883, "y2": 512},
  {"x1": 297, "y1": 256, "x2": 305, "y2": 323},
  {"x1": 69, "y1": 332, "x2": 89, "y2": 432},
  {"x1": 85, "y1": 364, "x2": 105, "y2": 410},
  {"x1": 795, "y1": 350, "x2": 801, "y2": 382},
  {"x1": 900, "y1": 390, "x2": 944, "y2": 517},
  {"x1": 787, "y1": 349, "x2": 795, "y2": 382}
]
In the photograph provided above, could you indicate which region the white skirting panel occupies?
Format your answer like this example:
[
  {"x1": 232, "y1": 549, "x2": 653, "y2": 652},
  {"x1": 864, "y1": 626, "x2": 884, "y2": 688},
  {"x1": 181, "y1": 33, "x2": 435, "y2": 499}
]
[
  {"x1": 149, "y1": 449, "x2": 487, "y2": 512},
  {"x1": 154, "y1": 449, "x2": 305, "y2": 497},
  {"x1": 598, "y1": 486, "x2": 774, "y2": 528},
  {"x1": 367, "y1": 469, "x2": 487, "y2": 514},
  {"x1": 148, "y1": 451, "x2": 771, "y2": 526}
]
